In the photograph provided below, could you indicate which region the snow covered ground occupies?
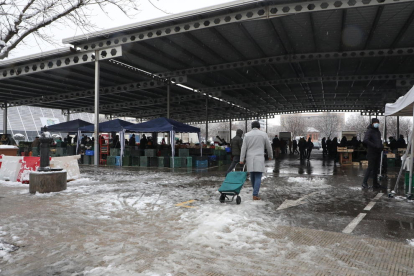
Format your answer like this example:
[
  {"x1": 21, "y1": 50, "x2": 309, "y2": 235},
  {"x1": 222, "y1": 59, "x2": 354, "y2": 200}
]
[{"x1": 0, "y1": 166, "x2": 413, "y2": 275}]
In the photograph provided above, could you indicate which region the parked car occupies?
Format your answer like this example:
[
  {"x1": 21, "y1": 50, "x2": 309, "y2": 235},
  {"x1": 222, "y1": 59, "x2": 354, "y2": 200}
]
[{"x1": 313, "y1": 141, "x2": 321, "y2": 150}]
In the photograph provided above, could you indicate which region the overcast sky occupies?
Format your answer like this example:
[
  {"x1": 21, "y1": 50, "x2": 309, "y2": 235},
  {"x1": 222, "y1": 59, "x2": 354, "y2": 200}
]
[{"x1": 8, "y1": 0, "x2": 235, "y2": 59}]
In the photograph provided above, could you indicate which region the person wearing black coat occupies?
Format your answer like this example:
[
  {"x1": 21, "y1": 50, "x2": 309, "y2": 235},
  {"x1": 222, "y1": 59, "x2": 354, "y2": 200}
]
[
  {"x1": 272, "y1": 135, "x2": 280, "y2": 159},
  {"x1": 298, "y1": 137, "x2": 306, "y2": 160},
  {"x1": 129, "y1": 134, "x2": 136, "y2": 148},
  {"x1": 362, "y1": 118, "x2": 384, "y2": 189},
  {"x1": 293, "y1": 139, "x2": 299, "y2": 154},
  {"x1": 306, "y1": 137, "x2": 314, "y2": 160},
  {"x1": 322, "y1": 137, "x2": 327, "y2": 157},
  {"x1": 397, "y1": 135, "x2": 406, "y2": 149}
]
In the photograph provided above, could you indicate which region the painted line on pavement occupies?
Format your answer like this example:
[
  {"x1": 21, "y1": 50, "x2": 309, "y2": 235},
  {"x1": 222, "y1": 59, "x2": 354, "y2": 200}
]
[
  {"x1": 342, "y1": 213, "x2": 367, "y2": 234},
  {"x1": 343, "y1": 193, "x2": 384, "y2": 234},
  {"x1": 363, "y1": 201, "x2": 377, "y2": 211},
  {"x1": 373, "y1": 193, "x2": 384, "y2": 200}
]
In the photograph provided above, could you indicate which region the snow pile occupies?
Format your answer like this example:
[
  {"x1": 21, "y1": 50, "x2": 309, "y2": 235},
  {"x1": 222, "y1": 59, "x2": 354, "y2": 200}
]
[
  {"x1": 0, "y1": 228, "x2": 19, "y2": 263},
  {"x1": 287, "y1": 177, "x2": 331, "y2": 190},
  {"x1": 407, "y1": 239, "x2": 414, "y2": 246},
  {"x1": 0, "y1": 145, "x2": 18, "y2": 149}
]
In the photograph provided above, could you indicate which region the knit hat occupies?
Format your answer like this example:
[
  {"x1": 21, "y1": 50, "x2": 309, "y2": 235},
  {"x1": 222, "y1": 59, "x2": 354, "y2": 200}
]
[{"x1": 371, "y1": 118, "x2": 379, "y2": 124}]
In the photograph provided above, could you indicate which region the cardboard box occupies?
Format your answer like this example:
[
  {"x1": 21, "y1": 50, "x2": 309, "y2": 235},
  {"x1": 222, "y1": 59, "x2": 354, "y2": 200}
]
[{"x1": 387, "y1": 154, "x2": 395, "y2": 158}]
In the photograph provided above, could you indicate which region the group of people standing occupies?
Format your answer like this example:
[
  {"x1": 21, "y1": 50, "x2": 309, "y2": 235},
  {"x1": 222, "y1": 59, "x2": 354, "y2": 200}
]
[{"x1": 272, "y1": 135, "x2": 314, "y2": 160}]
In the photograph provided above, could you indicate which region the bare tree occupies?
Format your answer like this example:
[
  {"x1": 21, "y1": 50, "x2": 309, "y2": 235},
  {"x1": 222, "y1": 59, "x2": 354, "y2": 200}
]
[
  {"x1": 384, "y1": 116, "x2": 412, "y2": 140},
  {"x1": 280, "y1": 114, "x2": 307, "y2": 138},
  {"x1": 344, "y1": 114, "x2": 370, "y2": 140},
  {"x1": 314, "y1": 113, "x2": 341, "y2": 139},
  {"x1": 0, "y1": 0, "x2": 140, "y2": 59}
]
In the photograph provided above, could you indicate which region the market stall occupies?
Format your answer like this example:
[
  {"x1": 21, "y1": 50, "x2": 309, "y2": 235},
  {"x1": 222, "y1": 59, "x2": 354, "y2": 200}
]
[
  {"x1": 384, "y1": 86, "x2": 414, "y2": 198},
  {"x1": 79, "y1": 119, "x2": 134, "y2": 165},
  {"x1": 125, "y1": 117, "x2": 201, "y2": 168}
]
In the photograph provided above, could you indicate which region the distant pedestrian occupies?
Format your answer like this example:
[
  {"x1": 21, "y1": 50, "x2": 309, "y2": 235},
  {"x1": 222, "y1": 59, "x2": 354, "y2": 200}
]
[
  {"x1": 322, "y1": 137, "x2": 327, "y2": 157},
  {"x1": 326, "y1": 137, "x2": 332, "y2": 155},
  {"x1": 306, "y1": 137, "x2": 314, "y2": 160},
  {"x1": 288, "y1": 138, "x2": 293, "y2": 154},
  {"x1": 225, "y1": 129, "x2": 243, "y2": 176},
  {"x1": 397, "y1": 134, "x2": 406, "y2": 149},
  {"x1": 272, "y1": 135, "x2": 280, "y2": 159},
  {"x1": 362, "y1": 118, "x2": 384, "y2": 189},
  {"x1": 298, "y1": 137, "x2": 306, "y2": 160},
  {"x1": 240, "y1": 121, "x2": 273, "y2": 200},
  {"x1": 280, "y1": 139, "x2": 286, "y2": 154},
  {"x1": 129, "y1": 134, "x2": 136, "y2": 148},
  {"x1": 293, "y1": 139, "x2": 299, "y2": 154}
]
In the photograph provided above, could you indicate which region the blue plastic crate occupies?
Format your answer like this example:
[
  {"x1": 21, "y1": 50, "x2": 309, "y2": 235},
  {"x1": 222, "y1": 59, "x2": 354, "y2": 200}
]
[
  {"x1": 196, "y1": 160, "x2": 208, "y2": 168},
  {"x1": 115, "y1": 156, "x2": 121, "y2": 166},
  {"x1": 85, "y1": 150, "x2": 94, "y2": 156}
]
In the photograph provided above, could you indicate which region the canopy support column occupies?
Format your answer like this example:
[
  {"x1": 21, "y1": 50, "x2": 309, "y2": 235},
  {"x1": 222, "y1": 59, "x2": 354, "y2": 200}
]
[
  {"x1": 229, "y1": 118, "x2": 232, "y2": 143},
  {"x1": 245, "y1": 118, "x2": 247, "y2": 134},
  {"x1": 67, "y1": 110, "x2": 70, "y2": 122},
  {"x1": 167, "y1": 80, "x2": 170, "y2": 119},
  {"x1": 94, "y1": 51, "x2": 100, "y2": 167},
  {"x1": 410, "y1": 104, "x2": 414, "y2": 195},
  {"x1": 3, "y1": 102, "x2": 7, "y2": 134},
  {"x1": 383, "y1": 116, "x2": 387, "y2": 142},
  {"x1": 397, "y1": 116, "x2": 400, "y2": 138},
  {"x1": 266, "y1": 114, "x2": 268, "y2": 134},
  {"x1": 205, "y1": 96, "x2": 209, "y2": 143}
]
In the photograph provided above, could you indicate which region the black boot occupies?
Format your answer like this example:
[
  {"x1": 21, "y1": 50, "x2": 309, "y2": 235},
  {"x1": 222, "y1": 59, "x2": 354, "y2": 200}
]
[{"x1": 362, "y1": 183, "x2": 368, "y2": 189}]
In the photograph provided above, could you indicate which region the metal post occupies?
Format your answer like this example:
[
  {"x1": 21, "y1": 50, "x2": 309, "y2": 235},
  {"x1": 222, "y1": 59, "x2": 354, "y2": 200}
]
[
  {"x1": 67, "y1": 109, "x2": 70, "y2": 122},
  {"x1": 205, "y1": 96, "x2": 209, "y2": 143},
  {"x1": 410, "y1": 104, "x2": 414, "y2": 195},
  {"x1": 245, "y1": 118, "x2": 247, "y2": 134},
  {"x1": 94, "y1": 51, "x2": 100, "y2": 167},
  {"x1": 266, "y1": 114, "x2": 268, "y2": 134},
  {"x1": 229, "y1": 118, "x2": 232, "y2": 143},
  {"x1": 383, "y1": 116, "x2": 387, "y2": 142},
  {"x1": 167, "y1": 80, "x2": 170, "y2": 119},
  {"x1": 397, "y1": 116, "x2": 400, "y2": 138},
  {"x1": 3, "y1": 102, "x2": 7, "y2": 134}
]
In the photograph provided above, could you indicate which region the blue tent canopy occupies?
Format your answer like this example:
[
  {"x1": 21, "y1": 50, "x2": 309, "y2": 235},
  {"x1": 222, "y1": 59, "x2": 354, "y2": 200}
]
[
  {"x1": 44, "y1": 119, "x2": 93, "y2": 132},
  {"x1": 79, "y1": 119, "x2": 134, "y2": 133},
  {"x1": 125, "y1": 117, "x2": 200, "y2": 133}
]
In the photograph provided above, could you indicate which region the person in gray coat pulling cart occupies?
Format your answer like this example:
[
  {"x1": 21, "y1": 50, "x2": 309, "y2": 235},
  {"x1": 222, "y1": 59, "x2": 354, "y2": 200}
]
[{"x1": 240, "y1": 121, "x2": 273, "y2": 200}]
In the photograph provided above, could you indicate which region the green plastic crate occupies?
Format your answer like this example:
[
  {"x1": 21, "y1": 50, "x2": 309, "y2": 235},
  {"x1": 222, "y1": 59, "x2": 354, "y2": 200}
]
[
  {"x1": 158, "y1": 157, "x2": 164, "y2": 167},
  {"x1": 107, "y1": 156, "x2": 116, "y2": 166},
  {"x1": 214, "y1": 150, "x2": 226, "y2": 156},
  {"x1": 122, "y1": 156, "x2": 131, "y2": 166},
  {"x1": 186, "y1": 157, "x2": 192, "y2": 167},
  {"x1": 387, "y1": 158, "x2": 395, "y2": 168},
  {"x1": 110, "y1": 148, "x2": 120, "y2": 156},
  {"x1": 170, "y1": 157, "x2": 181, "y2": 168},
  {"x1": 140, "y1": 156, "x2": 149, "y2": 167},
  {"x1": 218, "y1": 160, "x2": 224, "y2": 167},
  {"x1": 131, "y1": 157, "x2": 140, "y2": 166},
  {"x1": 405, "y1": 172, "x2": 414, "y2": 193},
  {"x1": 179, "y1": 149, "x2": 189, "y2": 157},
  {"x1": 145, "y1": 149, "x2": 156, "y2": 157},
  {"x1": 32, "y1": 147, "x2": 39, "y2": 156}
]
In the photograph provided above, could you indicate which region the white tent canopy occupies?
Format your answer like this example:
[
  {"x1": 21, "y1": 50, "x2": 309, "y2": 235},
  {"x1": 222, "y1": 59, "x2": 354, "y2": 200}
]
[
  {"x1": 384, "y1": 85, "x2": 414, "y2": 197},
  {"x1": 384, "y1": 86, "x2": 414, "y2": 116}
]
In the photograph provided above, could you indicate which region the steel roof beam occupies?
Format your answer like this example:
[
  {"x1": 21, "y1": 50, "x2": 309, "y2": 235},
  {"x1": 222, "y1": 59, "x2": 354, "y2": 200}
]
[
  {"x1": 69, "y1": 91, "x2": 222, "y2": 114},
  {"x1": 198, "y1": 74, "x2": 414, "y2": 93},
  {"x1": 73, "y1": 0, "x2": 413, "y2": 52},
  {"x1": 156, "y1": 47, "x2": 414, "y2": 78},
  {"x1": 7, "y1": 76, "x2": 187, "y2": 107},
  {"x1": 0, "y1": 46, "x2": 122, "y2": 80}
]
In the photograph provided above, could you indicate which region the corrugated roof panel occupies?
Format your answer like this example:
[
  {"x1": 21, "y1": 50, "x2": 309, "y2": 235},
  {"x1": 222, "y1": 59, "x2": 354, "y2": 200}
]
[
  {"x1": 278, "y1": 13, "x2": 316, "y2": 53},
  {"x1": 311, "y1": 10, "x2": 343, "y2": 52},
  {"x1": 341, "y1": 6, "x2": 378, "y2": 51},
  {"x1": 368, "y1": 4, "x2": 414, "y2": 49}
]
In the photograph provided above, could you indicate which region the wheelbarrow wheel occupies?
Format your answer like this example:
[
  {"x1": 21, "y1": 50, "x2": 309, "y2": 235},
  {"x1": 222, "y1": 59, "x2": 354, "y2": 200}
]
[
  {"x1": 236, "y1": 196, "x2": 241, "y2": 205},
  {"x1": 219, "y1": 194, "x2": 226, "y2": 203}
]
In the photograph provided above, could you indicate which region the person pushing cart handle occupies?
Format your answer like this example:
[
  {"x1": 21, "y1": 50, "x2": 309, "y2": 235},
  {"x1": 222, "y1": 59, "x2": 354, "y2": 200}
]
[{"x1": 239, "y1": 121, "x2": 273, "y2": 200}]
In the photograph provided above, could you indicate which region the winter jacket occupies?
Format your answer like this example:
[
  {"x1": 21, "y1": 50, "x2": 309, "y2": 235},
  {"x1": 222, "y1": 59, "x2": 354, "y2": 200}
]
[
  {"x1": 272, "y1": 137, "x2": 280, "y2": 148},
  {"x1": 363, "y1": 125, "x2": 383, "y2": 158},
  {"x1": 231, "y1": 129, "x2": 243, "y2": 156},
  {"x1": 240, "y1": 128, "x2": 273, "y2": 173}
]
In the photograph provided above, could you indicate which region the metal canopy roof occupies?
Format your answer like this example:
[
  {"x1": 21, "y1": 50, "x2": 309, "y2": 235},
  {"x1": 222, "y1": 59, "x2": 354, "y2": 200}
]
[{"x1": 1, "y1": 0, "x2": 414, "y2": 123}]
